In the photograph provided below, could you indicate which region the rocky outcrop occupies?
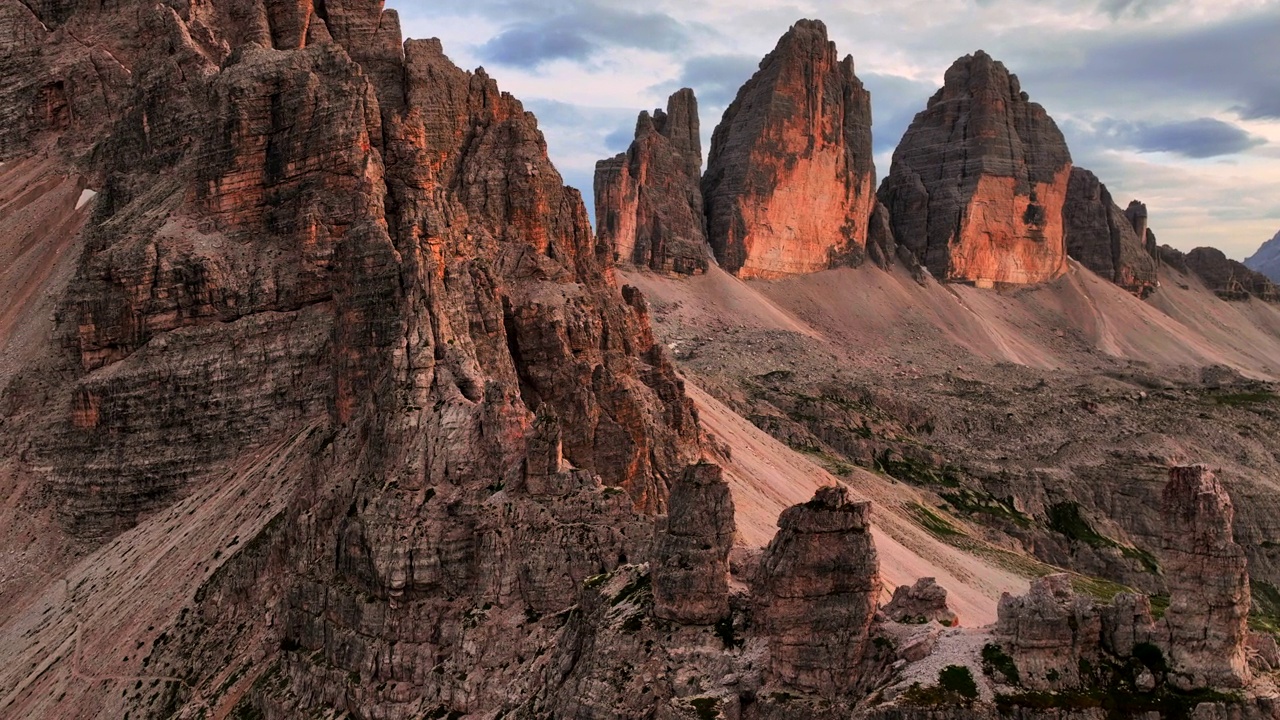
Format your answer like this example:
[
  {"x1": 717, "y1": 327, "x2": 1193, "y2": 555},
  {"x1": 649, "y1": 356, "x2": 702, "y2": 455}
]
[
  {"x1": 702, "y1": 19, "x2": 876, "y2": 279},
  {"x1": 882, "y1": 577, "x2": 958, "y2": 627},
  {"x1": 1, "y1": 3, "x2": 705, "y2": 718},
  {"x1": 755, "y1": 485, "x2": 880, "y2": 696},
  {"x1": 1167, "y1": 246, "x2": 1280, "y2": 301},
  {"x1": 652, "y1": 462, "x2": 735, "y2": 624},
  {"x1": 0, "y1": 1, "x2": 131, "y2": 160},
  {"x1": 995, "y1": 574, "x2": 1101, "y2": 690},
  {"x1": 594, "y1": 88, "x2": 710, "y2": 274},
  {"x1": 879, "y1": 51, "x2": 1072, "y2": 287},
  {"x1": 1099, "y1": 592, "x2": 1157, "y2": 659},
  {"x1": 1124, "y1": 200, "x2": 1158, "y2": 258},
  {"x1": 1245, "y1": 230, "x2": 1280, "y2": 284},
  {"x1": 1063, "y1": 167, "x2": 1159, "y2": 296},
  {"x1": 1161, "y1": 465, "x2": 1252, "y2": 690},
  {"x1": 867, "y1": 200, "x2": 898, "y2": 270}
]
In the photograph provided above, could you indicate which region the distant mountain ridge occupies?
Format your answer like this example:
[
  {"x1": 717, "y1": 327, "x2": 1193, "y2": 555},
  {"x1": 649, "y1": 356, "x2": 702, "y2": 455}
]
[{"x1": 1245, "y1": 230, "x2": 1280, "y2": 283}]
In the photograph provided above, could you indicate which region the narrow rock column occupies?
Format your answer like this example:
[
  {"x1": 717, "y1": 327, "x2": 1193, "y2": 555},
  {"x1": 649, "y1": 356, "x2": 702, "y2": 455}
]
[
  {"x1": 1161, "y1": 465, "x2": 1252, "y2": 690},
  {"x1": 652, "y1": 462, "x2": 735, "y2": 624},
  {"x1": 755, "y1": 485, "x2": 880, "y2": 696}
]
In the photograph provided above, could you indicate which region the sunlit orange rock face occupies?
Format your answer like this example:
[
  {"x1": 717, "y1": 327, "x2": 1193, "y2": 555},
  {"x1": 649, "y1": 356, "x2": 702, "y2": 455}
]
[
  {"x1": 702, "y1": 19, "x2": 876, "y2": 280},
  {"x1": 879, "y1": 51, "x2": 1072, "y2": 287}
]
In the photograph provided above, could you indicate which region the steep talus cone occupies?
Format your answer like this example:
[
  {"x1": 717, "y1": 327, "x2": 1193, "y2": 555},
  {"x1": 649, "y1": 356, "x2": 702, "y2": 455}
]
[
  {"x1": 755, "y1": 485, "x2": 880, "y2": 696},
  {"x1": 1161, "y1": 465, "x2": 1251, "y2": 690},
  {"x1": 1063, "y1": 167, "x2": 1158, "y2": 297},
  {"x1": 702, "y1": 18, "x2": 876, "y2": 279},
  {"x1": 879, "y1": 50, "x2": 1071, "y2": 287},
  {"x1": 594, "y1": 88, "x2": 710, "y2": 274}
]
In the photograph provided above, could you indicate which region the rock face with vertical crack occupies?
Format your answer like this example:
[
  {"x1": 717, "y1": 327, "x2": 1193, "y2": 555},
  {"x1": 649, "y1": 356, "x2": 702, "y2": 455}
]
[
  {"x1": 594, "y1": 88, "x2": 710, "y2": 274},
  {"x1": 702, "y1": 19, "x2": 876, "y2": 279},
  {"x1": 1161, "y1": 465, "x2": 1252, "y2": 690},
  {"x1": 755, "y1": 485, "x2": 880, "y2": 696},
  {"x1": 879, "y1": 50, "x2": 1071, "y2": 287},
  {"x1": 1064, "y1": 167, "x2": 1159, "y2": 297}
]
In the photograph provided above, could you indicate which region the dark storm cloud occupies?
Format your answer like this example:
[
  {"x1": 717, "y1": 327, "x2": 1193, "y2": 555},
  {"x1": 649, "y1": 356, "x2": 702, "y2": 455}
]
[
  {"x1": 1071, "y1": 117, "x2": 1264, "y2": 159},
  {"x1": 658, "y1": 54, "x2": 761, "y2": 107},
  {"x1": 479, "y1": 26, "x2": 596, "y2": 65},
  {"x1": 1119, "y1": 118, "x2": 1265, "y2": 158},
  {"x1": 861, "y1": 73, "x2": 937, "y2": 155},
  {"x1": 603, "y1": 125, "x2": 635, "y2": 153},
  {"x1": 476, "y1": 6, "x2": 695, "y2": 67},
  {"x1": 1022, "y1": 8, "x2": 1280, "y2": 121}
]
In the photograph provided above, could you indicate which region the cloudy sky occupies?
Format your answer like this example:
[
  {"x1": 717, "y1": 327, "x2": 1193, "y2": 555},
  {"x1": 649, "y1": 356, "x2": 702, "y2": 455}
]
[{"x1": 388, "y1": 0, "x2": 1280, "y2": 260}]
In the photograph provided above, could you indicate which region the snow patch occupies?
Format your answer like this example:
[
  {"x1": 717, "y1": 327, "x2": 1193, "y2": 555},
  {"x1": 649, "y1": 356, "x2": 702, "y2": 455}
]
[{"x1": 76, "y1": 188, "x2": 98, "y2": 210}]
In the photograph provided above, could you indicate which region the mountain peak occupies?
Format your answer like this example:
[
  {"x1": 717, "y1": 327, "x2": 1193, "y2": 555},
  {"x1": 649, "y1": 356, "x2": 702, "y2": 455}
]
[{"x1": 1244, "y1": 229, "x2": 1280, "y2": 282}]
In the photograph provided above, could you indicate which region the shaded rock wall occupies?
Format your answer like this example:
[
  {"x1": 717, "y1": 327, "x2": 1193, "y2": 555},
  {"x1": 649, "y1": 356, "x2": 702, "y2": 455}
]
[
  {"x1": 594, "y1": 88, "x2": 710, "y2": 274},
  {"x1": 702, "y1": 19, "x2": 876, "y2": 279},
  {"x1": 1063, "y1": 167, "x2": 1158, "y2": 297}
]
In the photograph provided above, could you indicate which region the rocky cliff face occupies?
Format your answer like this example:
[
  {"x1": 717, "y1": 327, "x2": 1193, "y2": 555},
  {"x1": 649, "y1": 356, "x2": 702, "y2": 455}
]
[
  {"x1": 1, "y1": 2, "x2": 706, "y2": 717},
  {"x1": 1161, "y1": 465, "x2": 1252, "y2": 690},
  {"x1": 1063, "y1": 167, "x2": 1159, "y2": 297},
  {"x1": 652, "y1": 462, "x2": 735, "y2": 624},
  {"x1": 1245, "y1": 230, "x2": 1280, "y2": 284},
  {"x1": 1124, "y1": 200, "x2": 1160, "y2": 260},
  {"x1": 1166, "y1": 245, "x2": 1280, "y2": 301},
  {"x1": 594, "y1": 88, "x2": 710, "y2": 274},
  {"x1": 755, "y1": 485, "x2": 881, "y2": 696},
  {"x1": 702, "y1": 19, "x2": 876, "y2": 279},
  {"x1": 7, "y1": 7, "x2": 1280, "y2": 719},
  {"x1": 879, "y1": 51, "x2": 1072, "y2": 287}
]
